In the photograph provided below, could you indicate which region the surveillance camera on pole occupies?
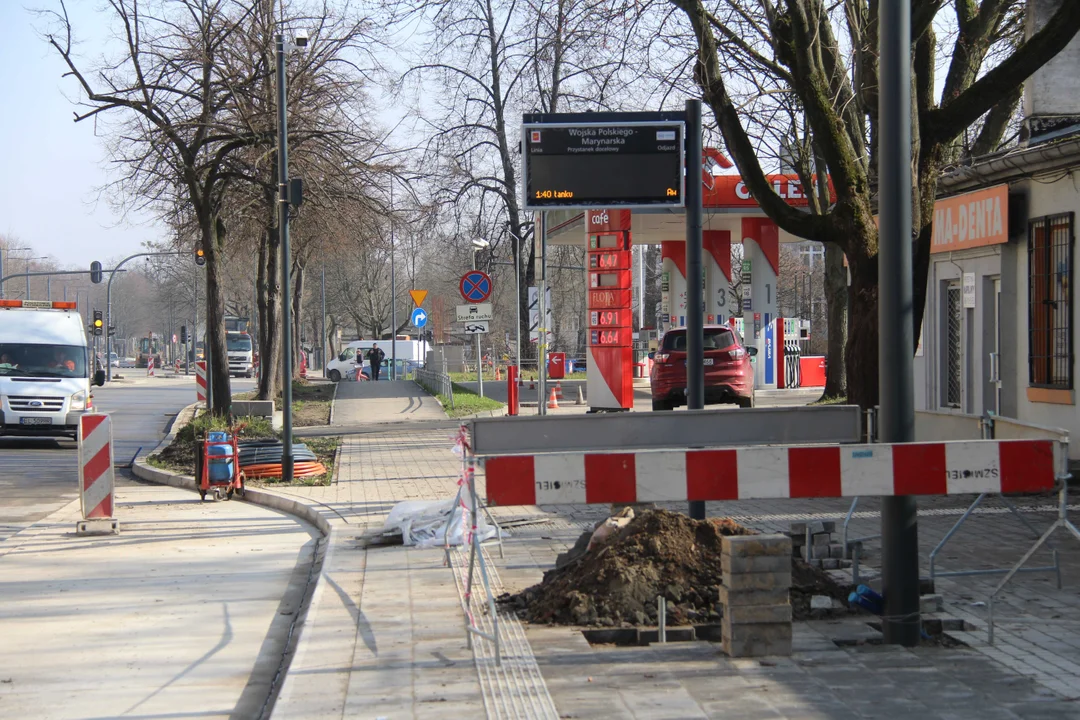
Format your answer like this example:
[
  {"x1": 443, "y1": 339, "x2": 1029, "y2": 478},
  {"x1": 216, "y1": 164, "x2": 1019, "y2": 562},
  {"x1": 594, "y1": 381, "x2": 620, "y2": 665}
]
[{"x1": 293, "y1": 29, "x2": 309, "y2": 47}]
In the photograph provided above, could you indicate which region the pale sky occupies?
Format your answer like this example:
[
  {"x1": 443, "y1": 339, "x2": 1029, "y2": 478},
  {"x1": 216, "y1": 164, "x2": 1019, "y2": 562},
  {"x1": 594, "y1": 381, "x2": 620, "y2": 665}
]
[{"x1": 0, "y1": 3, "x2": 167, "y2": 269}]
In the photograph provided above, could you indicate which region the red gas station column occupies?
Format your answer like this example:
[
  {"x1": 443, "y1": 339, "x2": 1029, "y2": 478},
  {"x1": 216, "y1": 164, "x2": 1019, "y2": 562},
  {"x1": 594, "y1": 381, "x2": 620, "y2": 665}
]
[{"x1": 586, "y1": 210, "x2": 634, "y2": 411}]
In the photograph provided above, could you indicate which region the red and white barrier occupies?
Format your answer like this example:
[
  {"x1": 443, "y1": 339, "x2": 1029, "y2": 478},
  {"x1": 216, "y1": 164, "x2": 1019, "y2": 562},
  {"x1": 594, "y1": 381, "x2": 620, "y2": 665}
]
[
  {"x1": 483, "y1": 439, "x2": 1056, "y2": 507},
  {"x1": 196, "y1": 361, "x2": 207, "y2": 405},
  {"x1": 78, "y1": 414, "x2": 117, "y2": 534}
]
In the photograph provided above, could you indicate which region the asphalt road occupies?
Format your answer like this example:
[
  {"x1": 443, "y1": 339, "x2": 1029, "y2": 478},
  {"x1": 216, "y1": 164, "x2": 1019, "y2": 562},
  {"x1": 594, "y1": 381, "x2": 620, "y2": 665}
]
[{"x1": 0, "y1": 376, "x2": 255, "y2": 541}]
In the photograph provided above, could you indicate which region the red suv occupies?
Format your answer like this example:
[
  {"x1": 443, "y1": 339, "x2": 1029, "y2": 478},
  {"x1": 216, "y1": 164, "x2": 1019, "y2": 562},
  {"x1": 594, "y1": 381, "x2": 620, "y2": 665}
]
[{"x1": 650, "y1": 325, "x2": 756, "y2": 411}]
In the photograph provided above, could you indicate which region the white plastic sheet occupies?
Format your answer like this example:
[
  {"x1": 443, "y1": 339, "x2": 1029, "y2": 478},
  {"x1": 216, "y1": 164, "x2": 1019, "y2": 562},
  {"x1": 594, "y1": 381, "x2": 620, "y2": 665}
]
[{"x1": 383, "y1": 493, "x2": 496, "y2": 547}]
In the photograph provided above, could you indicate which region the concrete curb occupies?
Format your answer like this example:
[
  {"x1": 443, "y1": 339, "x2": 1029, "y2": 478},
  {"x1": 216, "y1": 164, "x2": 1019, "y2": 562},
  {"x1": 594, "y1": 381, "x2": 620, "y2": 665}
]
[
  {"x1": 327, "y1": 380, "x2": 339, "y2": 426},
  {"x1": 457, "y1": 408, "x2": 507, "y2": 419},
  {"x1": 133, "y1": 403, "x2": 332, "y2": 536}
]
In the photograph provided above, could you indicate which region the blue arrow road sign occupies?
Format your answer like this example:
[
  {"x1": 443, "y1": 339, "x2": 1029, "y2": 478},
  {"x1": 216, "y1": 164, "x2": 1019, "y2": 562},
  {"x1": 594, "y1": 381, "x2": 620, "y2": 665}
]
[{"x1": 411, "y1": 307, "x2": 428, "y2": 328}]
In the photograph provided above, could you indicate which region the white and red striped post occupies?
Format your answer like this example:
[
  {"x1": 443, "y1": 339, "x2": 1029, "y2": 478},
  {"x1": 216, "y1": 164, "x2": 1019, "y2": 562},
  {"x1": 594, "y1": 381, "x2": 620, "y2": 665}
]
[
  {"x1": 77, "y1": 413, "x2": 118, "y2": 534},
  {"x1": 195, "y1": 360, "x2": 207, "y2": 406}
]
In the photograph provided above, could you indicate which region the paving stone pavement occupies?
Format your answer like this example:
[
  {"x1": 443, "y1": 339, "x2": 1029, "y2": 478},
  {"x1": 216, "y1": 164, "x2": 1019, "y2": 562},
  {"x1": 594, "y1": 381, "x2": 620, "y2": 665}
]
[
  {"x1": 270, "y1": 384, "x2": 1080, "y2": 718},
  {"x1": 331, "y1": 379, "x2": 447, "y2": 426}
]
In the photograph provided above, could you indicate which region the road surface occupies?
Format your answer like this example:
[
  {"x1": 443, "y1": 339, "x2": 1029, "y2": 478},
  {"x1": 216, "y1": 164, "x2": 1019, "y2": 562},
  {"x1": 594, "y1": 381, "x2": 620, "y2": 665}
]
[{"x1": 0, "y1": 377, "x2": 255, "y2": 541}]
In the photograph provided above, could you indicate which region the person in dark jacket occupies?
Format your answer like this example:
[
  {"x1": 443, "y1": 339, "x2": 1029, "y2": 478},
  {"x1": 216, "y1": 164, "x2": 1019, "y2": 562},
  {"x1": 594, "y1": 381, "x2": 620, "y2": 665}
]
[{"x1": 366, "y1": 344, "x2": 386, "y2": 381}]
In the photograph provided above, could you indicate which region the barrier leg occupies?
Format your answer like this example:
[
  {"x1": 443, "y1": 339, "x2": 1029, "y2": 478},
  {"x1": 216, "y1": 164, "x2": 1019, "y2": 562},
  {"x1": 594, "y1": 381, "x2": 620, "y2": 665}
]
[
  {"x1": 988, "y1": 462, "x2": 1080, "y2": 644},
  {"x1": 929, "y1": 493, "x2": 1061, "y2": 583},
  {"x1": 929, "y1": 493, "x2": 986, "y2": 583}
]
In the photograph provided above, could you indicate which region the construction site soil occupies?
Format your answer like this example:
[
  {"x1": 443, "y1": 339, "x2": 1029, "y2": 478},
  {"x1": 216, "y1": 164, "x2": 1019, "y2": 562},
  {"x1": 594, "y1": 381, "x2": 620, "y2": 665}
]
[{"x1": 502, "y1": 509, "x2": 857, "y2": 626}]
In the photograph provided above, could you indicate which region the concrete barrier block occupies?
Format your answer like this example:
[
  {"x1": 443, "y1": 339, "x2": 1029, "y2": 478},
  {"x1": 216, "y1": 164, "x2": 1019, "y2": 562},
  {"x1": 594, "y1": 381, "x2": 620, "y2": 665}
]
[
  {"x1": 722, "y1": 534, "x2": 791, "y2": 558},
  {"x1": 721, "y1": 623, "x2": 793, "y2": 657},
  {"x1": 921, "y1": 594, "x2": 944, "y2": 613},
  {"x1": 718, "y1": 586, "x2": 789, "y2": 607},
  {"x1": 722, "y1": 570, "x2": 792, "y2": 591},
  {"x1": 723, "y1": 603, "x2": 792, "y2": 625},
  {"x1": 232, "y1": 400, "x2": 275, "y2": 417},
  {"x1": 721, "y1": 554, "x2": 791, "y2": 575}
]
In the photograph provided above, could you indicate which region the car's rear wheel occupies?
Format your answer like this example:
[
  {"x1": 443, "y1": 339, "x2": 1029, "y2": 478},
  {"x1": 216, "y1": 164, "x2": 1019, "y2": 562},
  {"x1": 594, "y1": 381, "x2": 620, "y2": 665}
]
[
  {"x1": 652, "y1": 398, "x2": 672, "y2": 411},
  {"x1": 328, "y1": 369, "x2": 341, "y2": 383}
]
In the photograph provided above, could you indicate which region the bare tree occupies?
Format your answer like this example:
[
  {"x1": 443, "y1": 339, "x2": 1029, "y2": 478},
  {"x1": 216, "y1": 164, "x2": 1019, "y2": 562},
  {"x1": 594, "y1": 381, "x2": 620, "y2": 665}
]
[{"x1": 664, "y1": 0, "x2": 1080, "y2": 407}]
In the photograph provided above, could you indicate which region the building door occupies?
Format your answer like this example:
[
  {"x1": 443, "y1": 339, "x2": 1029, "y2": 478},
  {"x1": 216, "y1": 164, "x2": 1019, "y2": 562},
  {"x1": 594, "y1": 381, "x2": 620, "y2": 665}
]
[{"x1": 944, "y1": 283, "x2": 963, "y2": 409}]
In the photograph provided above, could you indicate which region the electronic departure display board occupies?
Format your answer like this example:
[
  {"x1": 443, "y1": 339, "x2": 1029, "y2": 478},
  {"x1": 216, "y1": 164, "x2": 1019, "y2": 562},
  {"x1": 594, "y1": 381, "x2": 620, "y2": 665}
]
[{"x1": 522, "y1": 112, "x2": 686, "y2": 211}]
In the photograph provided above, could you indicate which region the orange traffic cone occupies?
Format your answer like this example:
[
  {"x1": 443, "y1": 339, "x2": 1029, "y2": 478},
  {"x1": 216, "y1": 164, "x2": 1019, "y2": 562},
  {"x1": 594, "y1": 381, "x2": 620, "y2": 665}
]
[
  {"x1": 548, "y1": 387, "x2": 559, "y2": 409},
  {"x1": 554, "y1": 381, "x2": 563, "y2": 400},
  {"x1": 495, "y1": 366, "x2": 502, "y2": 381}
]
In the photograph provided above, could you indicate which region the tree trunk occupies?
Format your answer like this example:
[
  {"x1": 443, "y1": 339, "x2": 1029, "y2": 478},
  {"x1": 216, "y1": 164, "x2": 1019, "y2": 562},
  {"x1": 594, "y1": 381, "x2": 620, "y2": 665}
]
[
  {"x1": 292, "y1": 261, "x2": 305, "y2": 376},
  {"x1": 823, "y1": 243, "x2": 848, "y2": 399},
  {"x1": 202, "y1": 217, "x2": 232, "y2": 416},
  {"x1": 845, "y1": 261, "x2": 879, "y2": 410},
  {"x1": 257, "y1": 225, "x2": 282, "y2": 400}
]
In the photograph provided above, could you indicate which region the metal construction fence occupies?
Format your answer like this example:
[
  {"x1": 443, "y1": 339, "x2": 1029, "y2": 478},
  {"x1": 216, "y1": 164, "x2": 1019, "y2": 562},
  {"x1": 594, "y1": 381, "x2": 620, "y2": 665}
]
[
  {"x1": 414, "y1": 367, "x2": 455, "y2": 409},
  {"x1": 464, "y1": 405, "x2": 1074, "y2": 646}
]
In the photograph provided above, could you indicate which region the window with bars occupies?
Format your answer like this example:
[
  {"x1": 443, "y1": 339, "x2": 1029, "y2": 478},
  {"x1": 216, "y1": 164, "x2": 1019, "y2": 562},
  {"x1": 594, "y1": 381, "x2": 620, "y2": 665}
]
[
  {"x1": 1028, "y1": 213, "x2": 1074, "y2": 389},
  {"x1": 946, "y1": 285, "x2": 963, "y2": 407}
]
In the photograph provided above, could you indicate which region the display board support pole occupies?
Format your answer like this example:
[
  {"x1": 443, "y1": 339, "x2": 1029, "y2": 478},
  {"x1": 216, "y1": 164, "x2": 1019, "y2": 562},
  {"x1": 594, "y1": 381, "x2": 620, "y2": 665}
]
[
  {"x1": 878, "y1": 0, "x2": 919, "y2": 647},
  {"x1": 538, "y1": 212, "x2": 548, "y2": 416},
  {"x1": 685, "y1": 99, "x2": 705, "y2": 521}
]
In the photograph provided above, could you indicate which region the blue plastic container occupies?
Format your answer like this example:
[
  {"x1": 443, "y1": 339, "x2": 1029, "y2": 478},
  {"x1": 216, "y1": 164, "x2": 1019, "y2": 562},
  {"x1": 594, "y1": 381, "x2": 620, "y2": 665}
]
[
  {"x1": 207, "y1": 431, "x2": 229, "y2": 443},
  {"x1": 206, "y1": 443, "x2": 234, "y2": 482}
]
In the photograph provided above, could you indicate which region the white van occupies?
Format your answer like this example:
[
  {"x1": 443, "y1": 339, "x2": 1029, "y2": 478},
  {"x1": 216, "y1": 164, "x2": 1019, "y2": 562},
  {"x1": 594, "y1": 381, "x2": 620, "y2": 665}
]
[
  {"x1": 0, "y1": 300, "x2": 104, "y2": 440},
  {"x1": 325, "y1": 338, "x2": 427, "y2": 382}
]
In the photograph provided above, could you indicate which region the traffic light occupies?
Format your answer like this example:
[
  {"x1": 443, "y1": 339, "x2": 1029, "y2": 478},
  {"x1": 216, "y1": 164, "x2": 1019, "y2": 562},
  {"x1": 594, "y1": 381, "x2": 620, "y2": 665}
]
[
  {"x1": 180, "y1": 326, "x2": 187, "y2": 343},
  {"x1": 90, "y1": 260, "x2": 102, "y2": 284},
  {"x1": 92, "y1": 310, "x2": 103, "y2": 337},
  {"x1": 194, "y1": 246, "x2": 206, "y2": 266}
]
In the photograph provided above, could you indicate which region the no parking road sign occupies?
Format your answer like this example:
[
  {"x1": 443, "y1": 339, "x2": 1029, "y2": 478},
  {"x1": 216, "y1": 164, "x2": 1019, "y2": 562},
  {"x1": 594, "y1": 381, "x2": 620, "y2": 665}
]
[{"x1": 460, "y1": 271, "x2": 493, "y2": 303}]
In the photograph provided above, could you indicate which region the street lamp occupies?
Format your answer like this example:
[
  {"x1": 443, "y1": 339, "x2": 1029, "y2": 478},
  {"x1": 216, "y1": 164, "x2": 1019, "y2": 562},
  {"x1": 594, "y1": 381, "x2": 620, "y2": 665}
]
[
  {"x1": 276, "y1": 28, "x2": 308, "y2": 482},
  {"x1": 0, "y1": 246, "x2": 29, "y2": 299},
  {"x1": 507, "y1": 222, "x2": 534, "y2": 381}
]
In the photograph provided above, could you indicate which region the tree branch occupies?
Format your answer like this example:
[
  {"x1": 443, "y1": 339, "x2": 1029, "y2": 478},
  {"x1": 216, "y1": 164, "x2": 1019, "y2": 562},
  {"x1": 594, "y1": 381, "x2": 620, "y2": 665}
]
[{"x1": 927, "y1": 2, "x2": 1080, "y2": 144}]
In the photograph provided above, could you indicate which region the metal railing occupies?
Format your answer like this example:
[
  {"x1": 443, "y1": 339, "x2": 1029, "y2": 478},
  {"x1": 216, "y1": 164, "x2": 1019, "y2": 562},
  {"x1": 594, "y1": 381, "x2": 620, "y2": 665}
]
[{"x1": 415, "y1": 367, "x2": 454, "y2": 410}]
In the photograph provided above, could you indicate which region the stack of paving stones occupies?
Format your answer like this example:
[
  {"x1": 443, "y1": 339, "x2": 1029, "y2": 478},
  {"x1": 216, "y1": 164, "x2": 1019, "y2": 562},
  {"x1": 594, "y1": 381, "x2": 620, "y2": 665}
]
[
  {"x1": 789, "y1": 520, "x2": 854, "y2": 569},
  {"x1": 719, "y1": 534, "x2": 793, "y2": 657}
]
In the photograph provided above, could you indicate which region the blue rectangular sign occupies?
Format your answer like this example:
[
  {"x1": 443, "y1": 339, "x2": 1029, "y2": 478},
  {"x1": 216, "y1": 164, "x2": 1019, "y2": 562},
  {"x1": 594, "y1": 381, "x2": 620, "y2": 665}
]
[{"x1": 764, "y1": 315, "x2": 774, "y2": 385}]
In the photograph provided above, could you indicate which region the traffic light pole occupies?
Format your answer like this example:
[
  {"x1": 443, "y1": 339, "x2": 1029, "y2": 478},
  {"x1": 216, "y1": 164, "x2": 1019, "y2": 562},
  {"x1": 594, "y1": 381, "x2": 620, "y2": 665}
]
[{"x1": 104, "y1": 252, "x2": 183, "y2": 382}]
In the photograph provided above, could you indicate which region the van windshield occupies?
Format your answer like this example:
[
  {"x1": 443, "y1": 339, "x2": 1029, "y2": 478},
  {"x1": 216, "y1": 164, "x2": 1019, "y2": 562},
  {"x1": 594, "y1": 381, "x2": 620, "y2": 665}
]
[
  {"x1": 0, "y1": 343, "x2": 87, "y2": 377},
  {"x1": 227, "y1": 335, "x2": 252, "y2": 352}
]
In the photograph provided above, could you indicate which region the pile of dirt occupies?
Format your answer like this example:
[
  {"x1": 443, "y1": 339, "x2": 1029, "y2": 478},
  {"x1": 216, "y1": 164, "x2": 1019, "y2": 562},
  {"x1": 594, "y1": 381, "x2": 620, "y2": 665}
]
[
  {"x1": 501, "y1": 509, "x2": 858, "y2": 627},
  {"x1": 501, "y1": 509, "x2": 754, "y2": 627}
]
